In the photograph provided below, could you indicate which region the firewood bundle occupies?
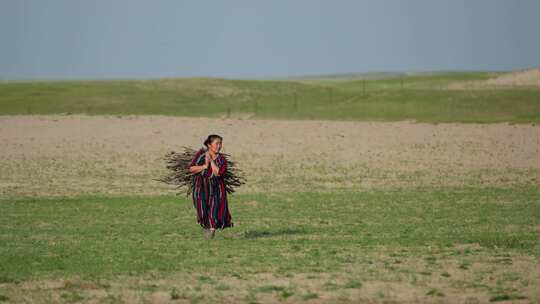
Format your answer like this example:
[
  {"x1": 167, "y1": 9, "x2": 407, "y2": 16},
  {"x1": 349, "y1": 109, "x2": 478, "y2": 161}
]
[{"x1": 155, "y1": 146, "x2": 246, "y2": 196}]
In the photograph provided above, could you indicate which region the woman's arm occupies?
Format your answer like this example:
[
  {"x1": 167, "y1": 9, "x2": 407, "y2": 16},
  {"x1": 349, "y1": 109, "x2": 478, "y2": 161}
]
[
  {"x1": 189, "y1": 163, "x2": 207, "y2": 174},
  {"x1": 189, "y1": 151, "x2": 209, "y2": 174}
]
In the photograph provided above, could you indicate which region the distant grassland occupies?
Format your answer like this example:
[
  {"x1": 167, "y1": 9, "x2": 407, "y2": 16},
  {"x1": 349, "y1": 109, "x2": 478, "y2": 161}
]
[{"x1": 1, "y1": 72, "x2": 539, "y2": 123}]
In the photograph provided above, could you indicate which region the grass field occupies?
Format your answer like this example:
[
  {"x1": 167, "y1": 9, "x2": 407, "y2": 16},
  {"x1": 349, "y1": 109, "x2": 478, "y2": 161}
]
[
  {"x1": 1, "y1": 72, "x2": 539, "y2": 123},
  {"x1": 1, "y1": 186, "x2": 539, "y2": 303},
  {"x1": 1, "y1": 71, "x2": 539, "y2": 303}
]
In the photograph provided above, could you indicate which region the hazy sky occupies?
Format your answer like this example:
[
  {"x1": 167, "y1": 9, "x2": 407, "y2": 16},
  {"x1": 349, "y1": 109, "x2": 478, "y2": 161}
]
[{"x1": 1, "y1": 0, "x2": 539, "y2": 80}]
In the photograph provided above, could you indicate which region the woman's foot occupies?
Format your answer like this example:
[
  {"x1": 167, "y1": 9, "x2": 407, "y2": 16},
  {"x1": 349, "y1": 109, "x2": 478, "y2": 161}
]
[
  {"x1": 203, "y1": 228, "x2": 211, "y2": 239},
  {"x1": 210, "y1": 228, "x2": 216, "y2": 239}
]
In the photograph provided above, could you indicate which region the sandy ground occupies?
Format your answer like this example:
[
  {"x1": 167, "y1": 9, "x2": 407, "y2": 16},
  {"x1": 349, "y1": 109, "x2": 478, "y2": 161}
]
[
  {"x1": 1, "y1": 114, "x2": 539, "y2": 198},
  {"x1": 486, "y1": 68, "x2": 540, "y2": 87},
  {"x1": 448, "y1": 68, "x2": 540, "y2": 89}
]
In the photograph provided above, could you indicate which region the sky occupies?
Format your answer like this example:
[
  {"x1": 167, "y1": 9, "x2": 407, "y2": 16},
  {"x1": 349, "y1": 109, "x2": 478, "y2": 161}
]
[{"x1": 1, "y1": 0, "x2": 539, "y2": 80}]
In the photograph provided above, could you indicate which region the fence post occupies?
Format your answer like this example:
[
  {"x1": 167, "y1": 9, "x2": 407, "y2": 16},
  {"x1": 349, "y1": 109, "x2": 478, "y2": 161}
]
[
  {"x1": 362, "y1": 79, "x2": 366, "y2": 97},
  {"x1": 328, "y1": 87, "x2": 332, "y2": 103},
  {"x1": 294, "y1": 88, "x2": 298, "y2": 112}
]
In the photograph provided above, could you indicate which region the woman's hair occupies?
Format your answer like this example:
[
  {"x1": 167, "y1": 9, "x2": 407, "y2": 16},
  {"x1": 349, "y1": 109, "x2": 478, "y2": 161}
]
[{"x1": 203, "y1": 134, "x2": 223, "y2": 148}]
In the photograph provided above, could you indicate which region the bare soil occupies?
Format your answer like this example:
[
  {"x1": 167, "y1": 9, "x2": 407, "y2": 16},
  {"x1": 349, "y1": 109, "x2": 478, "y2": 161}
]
[
  {"x1": 486, "y1": 68, "x2": 540, "y2": 87},
  {"x1": 1, "y1": 114, "x2": 539, "y2": 198},
  {"x1": 448, "y1": 68, "x2": 540, "y2": 89}
]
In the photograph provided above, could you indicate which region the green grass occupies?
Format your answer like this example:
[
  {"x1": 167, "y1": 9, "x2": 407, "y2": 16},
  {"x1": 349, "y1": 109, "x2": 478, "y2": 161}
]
[
  {"x1": 1, "y1": 186, "x2": 538, "y2": 282},
  {"x1": 1, "y1": 72, "x2": 539, "y2": 123},
  {"x1": 1, "y1": 186, "x2": 538, "y2": 302}
]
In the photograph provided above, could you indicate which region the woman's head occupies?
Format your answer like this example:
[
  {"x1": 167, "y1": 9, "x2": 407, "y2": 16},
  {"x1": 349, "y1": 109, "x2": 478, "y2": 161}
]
[{"x1": 204, "y1": 134, "x2": 223, "y2": 153}]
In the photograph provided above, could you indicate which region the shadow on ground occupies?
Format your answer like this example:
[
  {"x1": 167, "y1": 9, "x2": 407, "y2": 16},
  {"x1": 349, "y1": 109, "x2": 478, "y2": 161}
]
[{"x1": 226, "y1": 227, "x2": 308, "y2": 239}]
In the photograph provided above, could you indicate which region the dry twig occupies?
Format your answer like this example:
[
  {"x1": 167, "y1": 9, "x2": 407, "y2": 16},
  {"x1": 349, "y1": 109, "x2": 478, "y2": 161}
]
[{"x1": 155, "y1": 146, "x2": 246, "y2": 196}]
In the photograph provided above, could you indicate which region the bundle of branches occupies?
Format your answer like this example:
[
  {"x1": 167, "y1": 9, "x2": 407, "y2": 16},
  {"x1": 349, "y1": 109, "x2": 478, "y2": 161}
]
[{"x1": 155, "y1": 146, "x2": 246, "y2": 196}]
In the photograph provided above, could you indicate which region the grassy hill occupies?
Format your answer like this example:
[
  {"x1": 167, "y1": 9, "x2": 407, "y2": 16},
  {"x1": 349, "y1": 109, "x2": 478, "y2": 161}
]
[{"x1": 1, "y1": 71, "x2": 539, "y2": 123}]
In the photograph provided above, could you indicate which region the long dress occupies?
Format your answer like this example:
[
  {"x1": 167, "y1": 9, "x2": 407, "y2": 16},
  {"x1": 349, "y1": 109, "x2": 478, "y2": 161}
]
[{"x1": 190, "y1": 148, "x2": 234, "y2": 230}]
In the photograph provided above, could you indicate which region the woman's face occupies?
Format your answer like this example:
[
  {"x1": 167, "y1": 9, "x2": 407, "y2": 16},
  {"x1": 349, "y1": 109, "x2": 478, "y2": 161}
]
[{"x1": 208, "y1": 138, "x2": 222, "y2": 153}]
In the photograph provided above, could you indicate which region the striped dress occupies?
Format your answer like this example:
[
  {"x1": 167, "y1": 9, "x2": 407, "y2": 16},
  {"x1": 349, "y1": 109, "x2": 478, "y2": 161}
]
[{"x1": 190, "y1": 148, "x2": 234, "y2": 230}]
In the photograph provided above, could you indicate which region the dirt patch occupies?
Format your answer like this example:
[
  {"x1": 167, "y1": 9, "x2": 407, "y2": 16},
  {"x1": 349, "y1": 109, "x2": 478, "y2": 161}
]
[
  {"x1": 0, "y1": 115, "x2": 539, "y2": 198},
  {"x1": 486, "y1": 68, "x2": 540, "y2": 87},
  {"x1": 245, "y1": 200, "x2": 260, "y2": 207},
  {"x1": 448, "y1": 68, "x2": 540, "y2": 89}
]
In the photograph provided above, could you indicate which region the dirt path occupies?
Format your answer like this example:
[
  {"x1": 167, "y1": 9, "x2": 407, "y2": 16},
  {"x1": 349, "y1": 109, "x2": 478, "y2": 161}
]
[{"x1": 1, "y1": 115, "x2": 539, "y2": 198}]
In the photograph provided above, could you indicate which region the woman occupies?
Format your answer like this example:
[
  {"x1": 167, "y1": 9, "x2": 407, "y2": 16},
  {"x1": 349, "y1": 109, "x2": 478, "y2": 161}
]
[{"x1": 189, "y1": 134, "x2": 234, "y2": 239}]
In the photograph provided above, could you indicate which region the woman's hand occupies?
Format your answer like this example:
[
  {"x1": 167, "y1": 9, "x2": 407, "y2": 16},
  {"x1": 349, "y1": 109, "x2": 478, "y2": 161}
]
[
  {"x1": 188, "y1": 151, "x2": 210, "y2": 174},
  {"x1": 204, "y1": 152, "x2": 210, "y2": 167},
  {"x1": 209, "y1": 157, "x2": 222, "y2": 176}
]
